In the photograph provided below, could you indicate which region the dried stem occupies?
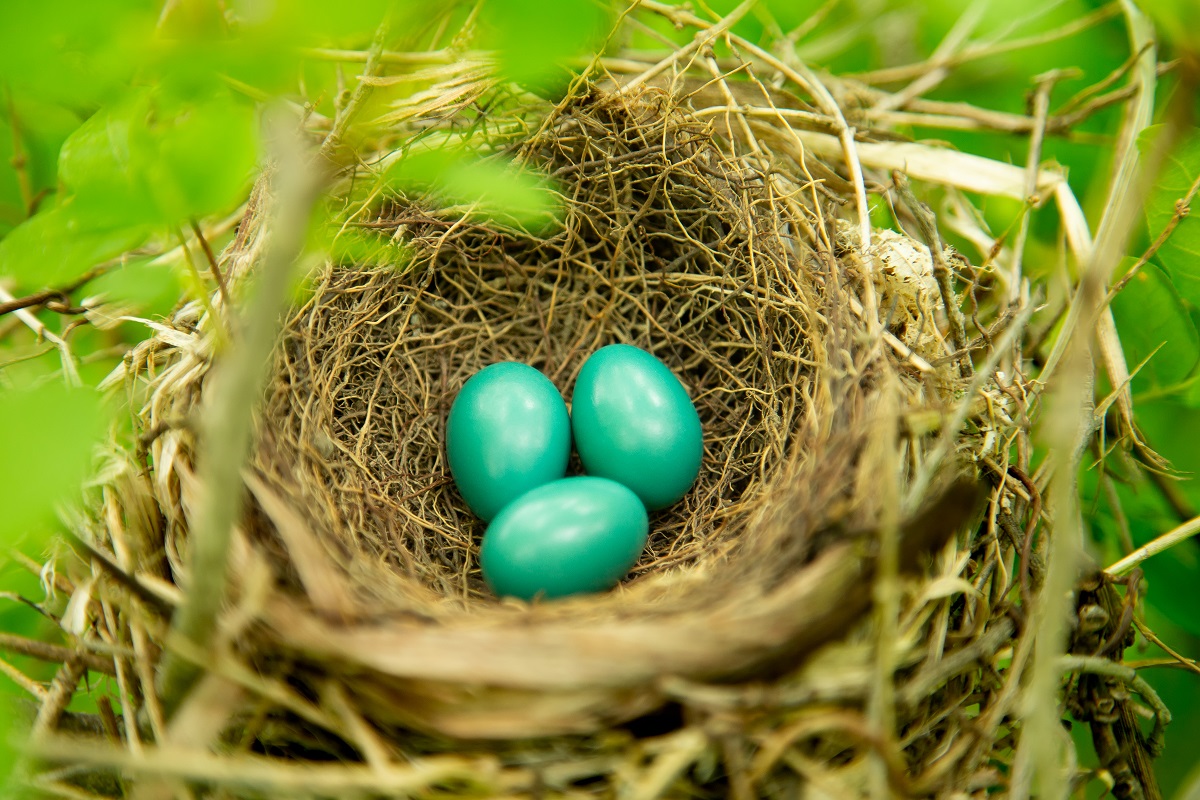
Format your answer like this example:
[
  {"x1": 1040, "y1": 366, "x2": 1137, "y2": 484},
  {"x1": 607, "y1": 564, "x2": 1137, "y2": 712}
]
[
  {"x1": 1106, "y1": 514, "x2": 1200, "y2": 576},
  {"x1": 0, "y1": 633, "x2": 115, "y2": 676}
]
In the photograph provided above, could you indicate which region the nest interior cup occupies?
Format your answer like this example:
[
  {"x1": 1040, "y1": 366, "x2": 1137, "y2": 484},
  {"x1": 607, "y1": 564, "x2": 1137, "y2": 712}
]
[
  {"x1": 126, "y1": 89, "x2": 967, "y2": 740},
  {"x1": 261, "y1": 93, "x2": 819, "y2": 603}
]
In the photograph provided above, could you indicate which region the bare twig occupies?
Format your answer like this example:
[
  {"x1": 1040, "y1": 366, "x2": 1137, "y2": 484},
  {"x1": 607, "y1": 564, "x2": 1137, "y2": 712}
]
[
  {"x1": 0, "y1": 284, "x2": 81, "y2": 386},
  {"x1": 189, "y1": 218, "x2": 231, "y2": 310},
  {"x1": 1105, "y1": 514, "x2": 1200, "y2": 576},
  {"x1": 1060, "y1": 654, "x2": 1171, "y2": 755},
  {"x1": 0, "y1": 264, "x2": 114, "y2": 317},
  {"x1": 852, "y1": 4, "x2": 1121, "y2": 85},
  {"x1": 1009, "y1": 70, "x2": 1064, "y2": 303},
  {"x1": 22, "y1": 738, "x2": 505, "y2": 796},
  {"x1": 4, "y1": 87, "x2": 36, "y2": 217},
  {"x1": 0, "y1": 633, "x2": 115, "y2": 676},
  {"x1": 1133, "y1": 618, "x2": 1200, "y2": 678},
  {"x1": 1105, "y1": 170, "x2": 1200, "y2": 303}
]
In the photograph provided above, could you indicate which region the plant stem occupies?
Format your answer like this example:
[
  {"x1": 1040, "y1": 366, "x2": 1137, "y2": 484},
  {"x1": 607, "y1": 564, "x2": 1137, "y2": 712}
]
[
  {"x1": 1105, "y1": 514, "x2": 1200, "y2": 576},
  {"x1": 157, "y1": 17, "x2": 392, "y2": 717}
]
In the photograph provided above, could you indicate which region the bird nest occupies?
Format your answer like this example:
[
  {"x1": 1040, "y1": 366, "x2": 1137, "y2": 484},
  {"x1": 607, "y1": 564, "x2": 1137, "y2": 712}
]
[{"x1": 31, "y1": 66, "x2": 1116, "y2": 797}]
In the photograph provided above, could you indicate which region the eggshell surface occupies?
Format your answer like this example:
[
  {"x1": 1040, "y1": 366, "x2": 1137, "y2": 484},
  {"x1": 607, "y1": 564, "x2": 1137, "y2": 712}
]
[
  {"x1": 446, "y1": 362, "x2": 570, "y2": 521},
  {"x1": 571, "y1": 344, "x2": 703, "y2": 510},
  {"x1": 480, "y1": 477, "x2": 649, "y2": 600}
]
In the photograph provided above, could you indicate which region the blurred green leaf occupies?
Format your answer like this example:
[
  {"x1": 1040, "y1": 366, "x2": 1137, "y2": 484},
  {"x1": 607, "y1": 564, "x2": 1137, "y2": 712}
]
[
  {"x1": 4, "y1": 85, "x2": 256, "y2": 288},
  {"x1": 1140, "y1": 0, "x2": 1200, "y2": 51},
  {"x1": 1111, "y1": 260, "x2": 1200, "y2": 393},
  {"x1": 1140, "y1": 125, "x2": 1200, "y2": 306},
  {"x1": 0, "y1": 559, "x2": 57, "y2": 794},
  {"x1": 143, "y1": 91, "x2": 259, "y2": 223},
  {"x1": 230, "y1": 0, "x2": 401, "y2": 43},
  {"x1": 478, "y1": 0, "x2": 609, "y2": 93},
  {"x1": 0, "y1": 97, "x2": 82, "y2": 237},
  {"x1": 0, "y1": 384, "x2": 107, "y2": 540},
  {"x1": 0, "y1": 117, "x2": 24, "y2": 234},
  {"x1": 385, "y1": 146, "x2": 559, "y2": 228},
  {"x1": 58, "y1": 96, "x2": 159, "y2": 228},
  {"x1": 0, "y1": 688, "x2": 18, "y2": 792},
  {"x1": 59, "y1": 87, "x2": 259, "y2": 230},
  {"x1": 0, "y1": 0, "x2": 156, "y2": 106},
  {"x1": 316, "y1": 223, "x2": 411, "y2": 268},
  {"x1": 0, "y1": 204, "x2": 152, "y2": 288},
  {"x1": 87, "y1": 257, "x2": 182, "y2": 318}
]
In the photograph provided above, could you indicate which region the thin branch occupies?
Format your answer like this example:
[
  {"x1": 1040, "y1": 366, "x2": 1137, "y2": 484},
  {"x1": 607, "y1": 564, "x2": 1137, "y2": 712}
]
[
  {"x1": 0, "y1": 633, "x2": 115, "y2": 677},
  {"x1": 869, "y1": 0, "x2": 987, "y2": 114},
  {"x1": 22, "y1": 739, "x2": 505, "y2": 796},
  {"x1": 0, "y1": 263, "x2": 115, "y2": 317},
  {"x1": 1105, "y1": 514, "x2": 1200, "y2": 576},
  {"x1": 300, "y1": 46, "x2": 462, "y2": 65},
  {"x1": 0, "y1": 284, "x2": 81, "y2": 386},
  {"x1": 4, "y1": 86, "x2": 36, "y2": 217},
  {"x1": 1009, "y1": 71, "x2": 1063, "y2": 304},
  {"x1": 317, "y1": 17, "x2": 393, "y2": 164},
  {"x1": 1105, "y1": 170, "x2": 1200, "y2": 303},
  {"x1": 175, "y1": 227, "x2": 227, "y2": 345},
  {"x1": 1059, "y1": 654, "x2": 1171, "y2": 755},
  {"x1": 1056, "y1": 46, "x2": 1149, "y2": 117},
  {"x1": 1133, "y1": 618, "x2": 1200, "y2": 678},
  {"x1": 851, "y1": 4, "x2": 1121, "y2": 85},
  {"x1": 0, "y1": 654, "x2": 46, "y2": 699},
  {"x1": 189, "y1": 218, "x2": 231, "y2": 310}
]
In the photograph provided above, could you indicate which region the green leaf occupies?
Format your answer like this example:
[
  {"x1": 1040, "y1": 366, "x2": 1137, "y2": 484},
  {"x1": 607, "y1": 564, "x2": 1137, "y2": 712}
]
[
  {"x1": 59, "y1": 88, "x2": 259, "y2": 230},
  {"x1": 1140, "y1": 125, "x2": 1200, "y2": 307},
  {"x1": 1111, "y1": 260, "x2": 1200, "y2": 393},
  {"x1": 0, "y1": 0, "x2": 156, "y2": 106},
  {"x1": 58, "y1": 95, "x2": 159, "y2": 228},
  {"x1": 385, "y1": 146, "x2": 560, "y2": 229},
  {"x1": 143, "y1": 91, "x2": 259, "y2": 224},
  {"x1": 229, "y1": 0, "x2": 402, "y2": 44},
  {"x1": 0, "y1": 384, "x2": 108, "y2": 541},
  {"x1": 0, "y1": 204, "x2": 152, "y2": 288},
  {"x1": 1140, "y1": 0, "x2": 1200, "y2": 51},
  {"x1": 0, "y1": 96, "x2": 82, "y2": 235},
  {"x1": 0, "y1": 683, "x2": 18, "y2": 790},
  {"x1": 0, "y1": 559, "x2": 59, "y2": 792},
  {"x1": 0, "y1": 95, "x2": 83, "y2": 224},
  {"x1": 87, "y1": 257, "x2": 183, "y2": 318},
  {"x1": 0, "y1": 117, "x2": 24, "y2": 234},
  {"x1": 478, "y1": 0, "x2": 610, "y2": 93}
]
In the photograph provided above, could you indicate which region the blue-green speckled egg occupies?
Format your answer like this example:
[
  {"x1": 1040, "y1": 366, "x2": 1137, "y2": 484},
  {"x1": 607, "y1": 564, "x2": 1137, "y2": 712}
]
[
  {"x1": 480, "y1": 477, "x2": 649, "y2": 600},
  {"x1": 571, "y1": 344, "x2": 702, "y2": 510},
  {"x1": 446, "y1": 362, "x2": 570, "y2": 521}
]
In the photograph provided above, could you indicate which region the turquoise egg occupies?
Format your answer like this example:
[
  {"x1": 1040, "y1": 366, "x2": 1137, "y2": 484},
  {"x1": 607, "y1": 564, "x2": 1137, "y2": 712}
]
[
  {"x1": 571, "y1": 344, "x2": 703, "y2": 510},
  {"x1": 480, "y1": 477, "x2": 649, "y2": 600},
  {"x1": 446, "y1": 362, "x2": 570, "y2": 521}
]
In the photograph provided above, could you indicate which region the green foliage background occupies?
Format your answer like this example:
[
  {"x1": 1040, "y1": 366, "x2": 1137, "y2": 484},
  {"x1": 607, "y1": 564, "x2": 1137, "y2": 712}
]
[{"x1": 1, "y1": 0, "x2": 1199, "y2": 795}]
